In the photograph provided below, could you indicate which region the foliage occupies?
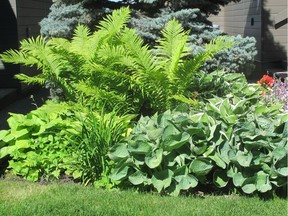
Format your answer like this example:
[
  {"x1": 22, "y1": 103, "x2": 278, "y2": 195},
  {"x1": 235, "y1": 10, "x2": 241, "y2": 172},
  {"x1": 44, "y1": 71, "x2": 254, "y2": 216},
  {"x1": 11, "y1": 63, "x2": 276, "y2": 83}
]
[
  {"x1": 71, "y1": 110, "x2": 135, "y2": 186},
  {"x1": 189, "y1": 70, "x2": 247, "y2": 100},
  {"x1": 0, "y1": 102, "x2": 80, "y2": 181},
  {"x1": 41, "y1": 1, "x2": 255, "y2": 75},
  {"x1": 0, "y1": 7, "x2": 233, "y2": 115},
  {"x1": 109, "y1": 84, "x2": 288, "y2": 196},
  {"x1": 52, "y1": 0, "x2": 241, "y2": 15},
  {"x1": 40, "y1": 2, "x2": 95, "y2": 38},
  {"x1": 0, "y1": 101, "x2": 133, "y2": 185}
]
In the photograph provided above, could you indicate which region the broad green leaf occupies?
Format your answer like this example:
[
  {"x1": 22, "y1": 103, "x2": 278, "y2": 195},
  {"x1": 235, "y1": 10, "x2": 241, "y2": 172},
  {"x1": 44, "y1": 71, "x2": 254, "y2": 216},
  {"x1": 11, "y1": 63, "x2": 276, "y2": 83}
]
[
  {"x1": 189, "y1": 158, "x2": 213, "y2": 176},
  {"x1": 72, "y1": 170, "x2": 82, "y2": 179},
  {"x1": 10, "y1": 129, "x2": 29, "y2": 139},
  {"x1": 236, "y1": 152, "x2": 253, "y2": 167},
  {"x1": 151, "y1": 169, "x2": 173, "y2": 192},
  {"x1": 109, "y1": 165, "x2": 129, "y2": 181},
  {"x1": 109, "y1": 143, "x2": 129, "y2": 161},
  {"x1": 162, "y1": 125, "x2": 180, "y2": 141},
  {"x1": 232, "y1": 172, "x2": 245, "y2": 187},
  {"x1": 0, "y1": 140, "x2": 29, "y2": 158},
  {"x1": 272, "y1": 147, "x2": 287, "y2": 161},
  {"x1": 176, "y1": 174, "x2": 198, "y2": 190},
  {"x1": 274, "y1": 156, "x2": 288, "y2": 176},
  {"x1": 0, "y1": 130, "x2": 9, "y2": 141},
  {"x1": 127, "y1": 140, "x2": 151, "y2": 155},
  {"x1": 145, "y1": 148, "x2": 163, "y2": 169},
  {"x1": 255, "y1": 171, "x2": 272, "y2": 193},
  {"x1": 163, "y1": 132, "x2": 190, "y2": 151},
  {"x1": 147, "y1": 128, "x2": 163, "y2": 140},
  {"x1": 241, "y1": 176, "x2": 257, "y2": 194},
  {"x1": 209, "y1": 152, "x2": 226, "y2": 169},
  {"x1": 128, "y1": 171, "x2": 147, "y2": 185},
  {"x1": 213, "y1": 170, "x2": 229, "y2": 188}
]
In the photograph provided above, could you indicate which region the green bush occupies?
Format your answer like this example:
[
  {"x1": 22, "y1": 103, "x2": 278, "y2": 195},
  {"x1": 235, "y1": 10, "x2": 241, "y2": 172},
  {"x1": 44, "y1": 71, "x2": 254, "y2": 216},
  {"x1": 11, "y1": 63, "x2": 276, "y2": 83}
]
[
  {"x1": 0, "y1": 102, "x2": 80, "y2": 181},
  {"x1": 0, "y1": 102, "x2": 133, "y2": 186},
  {"x1": 109, "y1": 84, "x2": 288, "y2": 196}
]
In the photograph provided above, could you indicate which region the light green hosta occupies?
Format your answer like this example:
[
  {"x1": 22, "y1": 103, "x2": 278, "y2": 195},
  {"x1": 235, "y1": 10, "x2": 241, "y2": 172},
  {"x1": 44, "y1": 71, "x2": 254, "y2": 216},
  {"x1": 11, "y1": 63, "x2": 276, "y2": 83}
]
[{"x1": 109, "y1": 88, "x2": 287, "y2": 195}]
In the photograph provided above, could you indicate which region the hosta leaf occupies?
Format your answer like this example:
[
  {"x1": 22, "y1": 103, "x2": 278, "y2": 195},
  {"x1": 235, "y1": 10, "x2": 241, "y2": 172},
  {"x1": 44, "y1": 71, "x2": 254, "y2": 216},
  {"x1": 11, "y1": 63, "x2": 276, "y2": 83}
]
[
  {"x1": 0, "y1": 140, "x2": 29, "y2": 158},
  {"x1": 163, "y1": 132, "x2": 190, "y2": 151},
  {"x1": 241, "y1": 176, "x2": 257, "y2": 194},
  {"x1": 213, "y1": 170, "x2": 229, "y2": 188},
  {"x1": 110, "y1": 158, "x2": 132, "y2": 181},
  {"x1": 209, "y1": 152, "x2": 226, "y2": 169},
  {"x1": 162, "y1": 124, "x2": 180, "y2": 141},
  {"x1": 272, "y1": 147, "x2": 287, "y2": 161},
  {"x1": 274, "y1": 156, "x2": 288, "y2": 176},
  {"x1": 176, "y1": 174, "x2": 198, "y2": 190},
  {"x1": 236, "y1": 152, "x2": 253, "y2": 167},
  {"x1": 109, "y1": 143, "x2": 129, "y2": 161},
  {"x1": 145, "y1": 148, "x2": 163, "y2": 169},
  {"x1": 128, "y1": 140, "x2": 151, "y2": 155},
  {"x1": 151, "y1": 169, "x2": 173, "y2": 193},
  {"x1": 232, "y1": 172, "x2": 246, "y2": 187},
  {"x1": 128, "y1": 171, "x2": 147, "y2": 185},
  {"x1": 189, "y1": 158, "x2": 213, "y2": 176},
  {"x1": 255, "y1": 171, "x2": 272, "y2": 193},
  {"x1": 147, "y1": 128, "x2": 163, "y2": 140}
]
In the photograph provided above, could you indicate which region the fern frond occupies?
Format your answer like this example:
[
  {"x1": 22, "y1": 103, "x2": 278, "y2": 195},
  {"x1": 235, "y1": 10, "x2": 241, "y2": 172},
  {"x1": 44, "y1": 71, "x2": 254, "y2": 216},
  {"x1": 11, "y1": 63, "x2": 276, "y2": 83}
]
[
  {"x1": 205, "y1": 36, "x2": 234, "y2": 59},
  {"x1": 70, "y1": 25, "x2": 92, "y2": 58},
  {"x1": 156, "y1": 19, "x2": 191, "y2": 76},
  {"x1": 15, "y1": 73, "x2": 46, "y2": 85},
  {"x1": 98, "y1": 7, "x2": 130, "y2": 37},
  {"x1": 120, "y1": 28, "x2": 157, "y2": 73}
]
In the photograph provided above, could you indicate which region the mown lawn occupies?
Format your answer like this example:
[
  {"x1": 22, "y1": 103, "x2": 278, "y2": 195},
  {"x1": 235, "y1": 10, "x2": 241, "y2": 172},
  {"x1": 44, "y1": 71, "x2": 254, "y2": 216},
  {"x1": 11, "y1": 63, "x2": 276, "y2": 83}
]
[{"x1": 0, "y1": 176, "x2": 287, "y2": 216}]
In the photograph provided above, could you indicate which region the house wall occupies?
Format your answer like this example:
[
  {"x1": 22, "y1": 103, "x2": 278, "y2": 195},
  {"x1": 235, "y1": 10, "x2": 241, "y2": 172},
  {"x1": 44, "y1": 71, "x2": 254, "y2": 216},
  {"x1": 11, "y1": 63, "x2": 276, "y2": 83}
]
[
  {"x1": 16, "y1": 0, "x2": 52, "y2": 90},
  {"x1": 209, "y1": 0, "x2": 287, "y2": 78},
  {"x1": 261, "y1": 0, "x2": 287, "y2": 64},
  {"x1": 209, "y1": 0, "x2": 262, "y2": 61}
]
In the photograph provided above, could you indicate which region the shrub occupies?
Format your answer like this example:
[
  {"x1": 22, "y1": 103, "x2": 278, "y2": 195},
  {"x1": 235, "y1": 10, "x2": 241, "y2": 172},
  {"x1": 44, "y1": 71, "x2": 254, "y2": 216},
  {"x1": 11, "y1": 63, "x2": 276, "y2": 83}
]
[
  {"x1": 109, "y1": 84, "x2": 288, "y2": 196},
  {"x1": 0, "y1": 102, "x2": 133, "y2": 186}
]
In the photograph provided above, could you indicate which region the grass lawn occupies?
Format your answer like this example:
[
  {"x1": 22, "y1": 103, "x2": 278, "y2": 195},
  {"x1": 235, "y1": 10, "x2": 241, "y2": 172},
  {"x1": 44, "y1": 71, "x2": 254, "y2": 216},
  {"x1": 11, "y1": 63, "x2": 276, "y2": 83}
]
[{"x1": 0, "y1": 176, "x2": 287, "y2": 216}]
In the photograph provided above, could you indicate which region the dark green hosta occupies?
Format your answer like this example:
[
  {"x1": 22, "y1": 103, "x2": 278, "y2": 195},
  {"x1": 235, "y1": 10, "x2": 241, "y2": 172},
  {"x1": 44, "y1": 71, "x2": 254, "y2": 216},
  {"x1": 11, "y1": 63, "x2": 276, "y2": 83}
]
[{"x1": 109, "y1": 88, "x2": 287, "y2": 195}]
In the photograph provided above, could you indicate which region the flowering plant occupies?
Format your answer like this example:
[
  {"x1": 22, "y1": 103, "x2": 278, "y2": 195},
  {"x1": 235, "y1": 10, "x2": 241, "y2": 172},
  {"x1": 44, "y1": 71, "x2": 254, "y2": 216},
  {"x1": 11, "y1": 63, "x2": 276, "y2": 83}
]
[{"x1": 257, "y1": 75, "x2": 274, "y2": 88}]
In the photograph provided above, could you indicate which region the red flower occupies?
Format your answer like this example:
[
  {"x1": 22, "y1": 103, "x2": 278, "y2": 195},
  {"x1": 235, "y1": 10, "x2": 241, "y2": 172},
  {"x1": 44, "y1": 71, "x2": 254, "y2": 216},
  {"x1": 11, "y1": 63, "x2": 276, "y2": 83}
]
[{"x1": 257, "y1": 75, "x2": 274, "y2": 88}]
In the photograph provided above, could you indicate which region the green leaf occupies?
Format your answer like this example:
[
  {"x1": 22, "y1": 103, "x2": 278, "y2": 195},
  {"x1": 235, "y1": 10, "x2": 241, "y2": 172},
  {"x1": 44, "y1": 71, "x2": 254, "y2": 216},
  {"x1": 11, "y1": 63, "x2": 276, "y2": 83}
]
[
  {"x1": 241, "y1": 176, "x2": 257, "y2": 194},
  {"x1": 128, "y1": 171, "x2": 147, "y2": 185},
  {"x1": 163, "y1": 132, "x2": 190, "y2": 151},
  {"x1": 232, "y1": 172, "x2": 246, "y2": 187},
  {"x1": 127, "y1": 140, "x2": 151, "y2": 155},
  {"x1": 151, "y1": 169, "x2": 173, "y2": 193},
  {"x1": 272, "y1": 147, "x2": 286, "y2": 161},
  {"x1": 109, "y1": 143, "x2": 129, "y2": 161},
  {"x1": 236, "y1": 152, "x2": 253, "y2": 167},
  {"x1": 162, "y1": 125, "x2": 180, "y2": 141},
  {"x1": 0, "y1": 130, "x2": 9, "y2": 141},
  {"x1": 274, "y1": 156, "x2": 288, "y2": 177},
  {"x1": 175, "y1": 174, "x2": 198, "y2": 190},
  {"x1": 213, "y1": 170, "x2": 229, "y2": 188},
  {"x1": 145, "y1": 148, "x2": 163, "y2": 169},
  {"x1": 209, "y1": 152, "x2": 226, "y2": 169},
  {"x1": 189, "y1": 158, "x2": 213, "y2": 176},
  {"x1": 147, "y1": 128, "x2": 163, "y2": 141},
  {"x1": 255, "y1": 171, "x2": 272, "y2": 193}
]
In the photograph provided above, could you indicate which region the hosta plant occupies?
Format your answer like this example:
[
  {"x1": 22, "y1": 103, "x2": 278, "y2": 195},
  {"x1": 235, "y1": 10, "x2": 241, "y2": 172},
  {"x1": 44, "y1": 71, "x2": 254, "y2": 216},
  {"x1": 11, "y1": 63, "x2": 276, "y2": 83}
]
[
  {"x1": 0, "y1": 7, "x2": 233, "y2": 115},
  {"x1": 109, "y1": 86, "x2": 287, "y2": 196}
]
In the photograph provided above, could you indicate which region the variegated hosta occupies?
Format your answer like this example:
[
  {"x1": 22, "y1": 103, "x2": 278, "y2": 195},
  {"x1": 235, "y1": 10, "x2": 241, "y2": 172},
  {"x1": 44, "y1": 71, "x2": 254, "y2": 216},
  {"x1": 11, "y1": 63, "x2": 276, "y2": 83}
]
[{"x1": 109, "y1": 89, "x2": 287, "y2": 196}]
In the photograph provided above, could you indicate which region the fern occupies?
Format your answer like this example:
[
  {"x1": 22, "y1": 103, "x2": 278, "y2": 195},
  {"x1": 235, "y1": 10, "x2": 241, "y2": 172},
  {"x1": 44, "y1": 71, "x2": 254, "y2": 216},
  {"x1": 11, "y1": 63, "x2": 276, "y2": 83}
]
[{"x1": 0, "y1": 7, "x2": 233, "y2": 116}]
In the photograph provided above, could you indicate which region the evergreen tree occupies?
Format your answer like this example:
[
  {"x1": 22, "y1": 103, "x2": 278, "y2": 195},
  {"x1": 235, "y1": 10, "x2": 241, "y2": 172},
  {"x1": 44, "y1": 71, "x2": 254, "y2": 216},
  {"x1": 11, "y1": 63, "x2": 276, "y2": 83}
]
[{"x1": 41, "y1": 0, "x2": 255, "y2": 74}]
